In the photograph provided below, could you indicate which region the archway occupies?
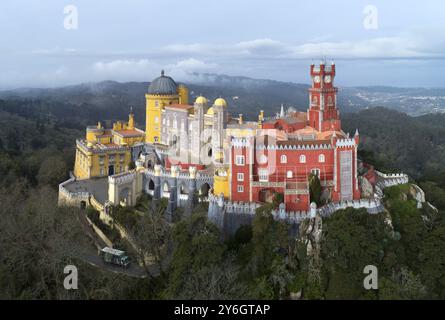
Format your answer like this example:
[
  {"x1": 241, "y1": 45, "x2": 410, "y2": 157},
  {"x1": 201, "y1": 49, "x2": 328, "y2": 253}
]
[
  {"x1": 259, "y1": 189, "x2": 273, "y2": 203},
  {"x1": 119, "y1": 187, "x2": 130, "y2": 204},
  {"x1": 200, "y1": 183, "x2": 210, "y2": 197},
  {"x1": 180, "y1": 183, "x2": 189, "y2": 195},
  {"x1": 148, "y1": 179, "x2": 155, "y2": 191},
  {"x1": 208, "y1": 147, "x2": 212, "y2": 158}
]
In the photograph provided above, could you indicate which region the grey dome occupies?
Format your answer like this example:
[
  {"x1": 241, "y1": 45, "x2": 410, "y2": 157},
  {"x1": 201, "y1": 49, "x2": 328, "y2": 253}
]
[{"x1": 147, "y1": 70, "x2": 178, "y2": 95}]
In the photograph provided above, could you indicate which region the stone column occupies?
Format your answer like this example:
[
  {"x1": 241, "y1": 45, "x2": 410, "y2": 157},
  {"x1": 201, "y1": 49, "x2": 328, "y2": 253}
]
[
  {"x1": 186, "y1": 166, "x2": 197, "y2": 215},
  {"x1": 153, "y1": 164, "x2": 162, "y2": 201},
  {"x1": 166, "y1": 166, "x2": 179, "y2": 222}
]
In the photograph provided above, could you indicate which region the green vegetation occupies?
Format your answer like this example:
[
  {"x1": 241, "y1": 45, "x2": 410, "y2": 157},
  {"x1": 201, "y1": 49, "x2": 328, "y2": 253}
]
[
  {"x1": 1, "y1": 96, "x2": 445, "y2": 299},
  {"x1": 309, "y1": 173, "x2": 322, "y2": 205}
]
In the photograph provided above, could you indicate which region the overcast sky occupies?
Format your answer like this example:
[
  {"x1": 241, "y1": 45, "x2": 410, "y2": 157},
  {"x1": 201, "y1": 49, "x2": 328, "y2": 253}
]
[{"x1": 0, "y1": 0, "x2": 444, "y2": 89}]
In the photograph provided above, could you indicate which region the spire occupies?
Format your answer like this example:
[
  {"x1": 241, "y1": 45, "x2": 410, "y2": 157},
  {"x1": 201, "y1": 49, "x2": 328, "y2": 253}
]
[
  {"x1": 280, "y1": 104, "x2": 285, "y2": 118},
  {"x1": 354, "y1": 128, "x2": 359, "y2": 136},
  {"x1": 161, "y1": 69, "x2": 165, "y2": 77}
]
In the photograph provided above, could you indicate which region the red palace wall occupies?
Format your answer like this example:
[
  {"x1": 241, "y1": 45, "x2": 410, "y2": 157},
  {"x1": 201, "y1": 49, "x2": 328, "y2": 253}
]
[
  {"x1": 230, "y1": 145, "x2": 252, "y2": 202},
  {"x1": 227, "y1": 63, "x2": 361, "y2": 212}
]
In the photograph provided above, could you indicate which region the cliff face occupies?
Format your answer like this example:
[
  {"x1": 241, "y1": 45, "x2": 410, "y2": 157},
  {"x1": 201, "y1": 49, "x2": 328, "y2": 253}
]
[{"x1": 299, "y1": 214, "x2": 323, "y2": 280}]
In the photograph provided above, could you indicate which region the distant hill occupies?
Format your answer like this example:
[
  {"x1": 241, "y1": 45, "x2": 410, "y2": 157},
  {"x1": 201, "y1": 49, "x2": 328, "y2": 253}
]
[
  {"x1": 1, "y1": 73, "x2": 445, "y2": 125},
  {"x1": 342, "y1": 107, "x2": 445, "y2": 180}
]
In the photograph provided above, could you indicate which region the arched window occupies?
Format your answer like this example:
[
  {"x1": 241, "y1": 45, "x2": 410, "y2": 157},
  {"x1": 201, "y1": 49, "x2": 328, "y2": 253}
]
[
  {"x1": 287, "y1": 171, "x2": 293, "y2": 178},
  {"x1": 281, "y1": 155, "x2": 287, "y2": 163},
  {"x1": 299, "y1": 155, "x2": 306, "y2": 163},
  {"x1": 312, "y1": 96, "x2": 318, "y2": 105},
  {"x1": 327, "y1": 96, "x2": 333, "y2": 106},
  {"x1": 319, "y1": 154, "x2": 325, "y2": 163}
]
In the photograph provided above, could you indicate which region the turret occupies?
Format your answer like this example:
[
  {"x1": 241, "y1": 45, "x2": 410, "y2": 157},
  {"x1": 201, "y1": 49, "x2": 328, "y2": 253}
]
[
  {"x1": 354, "y1": 128, "x2": 360, "y2": 145},
  {"x1": 308, "y1": 60, "x2": 340, "y2": 132},
  {"x1": 177, "y1": 84, "x2": 189, "y2": 105},
  {"x1": 128, "y1": 107, "x2": 135, "y2": 130},
  {"x1": 238, "y1": 114, "x2": 244, "y2": 125}
]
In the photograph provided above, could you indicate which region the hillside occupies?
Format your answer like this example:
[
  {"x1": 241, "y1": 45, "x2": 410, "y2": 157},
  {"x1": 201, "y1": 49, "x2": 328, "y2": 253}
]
[{"x1": 2, "y1": 75, "x2": 445, "y2": 123}]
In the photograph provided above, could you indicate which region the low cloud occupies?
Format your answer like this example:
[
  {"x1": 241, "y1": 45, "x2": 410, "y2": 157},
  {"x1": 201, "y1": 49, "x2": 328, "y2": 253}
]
[{"x1": 91, "y1": 58, "x2": 218, "y2": 82}]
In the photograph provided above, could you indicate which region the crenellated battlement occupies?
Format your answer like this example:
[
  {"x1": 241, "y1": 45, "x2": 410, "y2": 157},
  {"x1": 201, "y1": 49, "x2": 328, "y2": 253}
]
[
  {"x1": 256, "y1": 143, "x2": 332, "y2": 151},
  {"x1": 108, "y1": 171, "x2": 136, "y2": 185},
  {"x1": 335, "y1": 138, "x2": 356, "y2": 148}
]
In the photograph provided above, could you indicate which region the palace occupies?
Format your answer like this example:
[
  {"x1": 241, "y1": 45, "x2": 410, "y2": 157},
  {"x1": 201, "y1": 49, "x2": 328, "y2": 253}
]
[
  {"x1": 61, "y1": 61, "x2": 408, "y2": 231},
  {"x1": 74, "y1": 109, "x2": 145, "y2": 179},
  {"x1": 223, "y1": 62, "x2": 360, "y2": 211}
]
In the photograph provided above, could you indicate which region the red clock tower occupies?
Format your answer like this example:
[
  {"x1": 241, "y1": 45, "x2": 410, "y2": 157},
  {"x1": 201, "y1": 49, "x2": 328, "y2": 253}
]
[{"x1": 308, "y1": 60, "x2": 341, "y2": 132}]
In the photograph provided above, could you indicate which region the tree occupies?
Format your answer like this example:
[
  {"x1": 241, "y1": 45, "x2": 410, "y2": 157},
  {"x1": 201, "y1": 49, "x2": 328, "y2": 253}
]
[
  {"x1": 419, "y1": 221, "x2": 445, "y2": 298},
  {"x1": 309, "y1": 173, "x2": 322, "y2": 205},
  {"x1": 272, "y1": 192, "x2": 284, "y2": 208},
  {"x1": 321, "y1": 208, "x2": 389, "y2": 299},
  {"x1": 37, "y1": 155, "x2": 68, "y2": 187},
  {"x1": 163, "y1": 212, "x2": 227, "y2": 299},
  {"x1": 379, "y1": 267, "x2": 427, "y2": 300},
  {"x1": 129, "y1": 203, "x2": 171, "y2": 281}
]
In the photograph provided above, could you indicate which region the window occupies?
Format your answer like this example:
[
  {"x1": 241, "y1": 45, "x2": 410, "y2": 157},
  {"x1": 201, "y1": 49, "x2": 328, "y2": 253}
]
[
  {"x1": 155, "y1": 116, "x2": 159, "y2": 123},
  {"x1": 235, "y1": 155, "x2": 245, "y2": 165},
  {"x1": 237, "y1": 173, "x2": 244, "y2": 181},
  {"x1": 100, "y1": 168, "x2": 104, "y2": 176},
  {"x1": 259, "y1": 169, "x2": 268, "y2": 182},
  {"x1": 299, "y1": 155, "x2": 306, "y2": 163},
  {"x1": 237, "y1": 185, "x2": 244, "y2": 192},
  {"x1": 281, "y1": 155, "x2": 287, "y2": 163},
  {"x1": 319, "y1": 154, "x2": 325, "y2": 163},
  {"x1": 312, "y1": 96, "x2": 318, "y2": 105},
  {"x1": 287, "y1": 171, "x2": 293, "y2": 178},
  {"x1": 155, "y1": 101, "x2": 159, "y2": 107}
]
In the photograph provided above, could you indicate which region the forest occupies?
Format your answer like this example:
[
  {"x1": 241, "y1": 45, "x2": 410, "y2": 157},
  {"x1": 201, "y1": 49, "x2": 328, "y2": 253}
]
[{"x1": 0, "y1": 98, "x2": 444, "y2": 299}]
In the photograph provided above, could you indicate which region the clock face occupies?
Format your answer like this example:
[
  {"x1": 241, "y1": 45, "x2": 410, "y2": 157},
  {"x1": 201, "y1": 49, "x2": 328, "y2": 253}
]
[
  {"x1": 324, "y1": 75, "x2": 332, "y2": 83},
  {"x1": 314, "y1": 75, "x2": 321, "y2": 83}
]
